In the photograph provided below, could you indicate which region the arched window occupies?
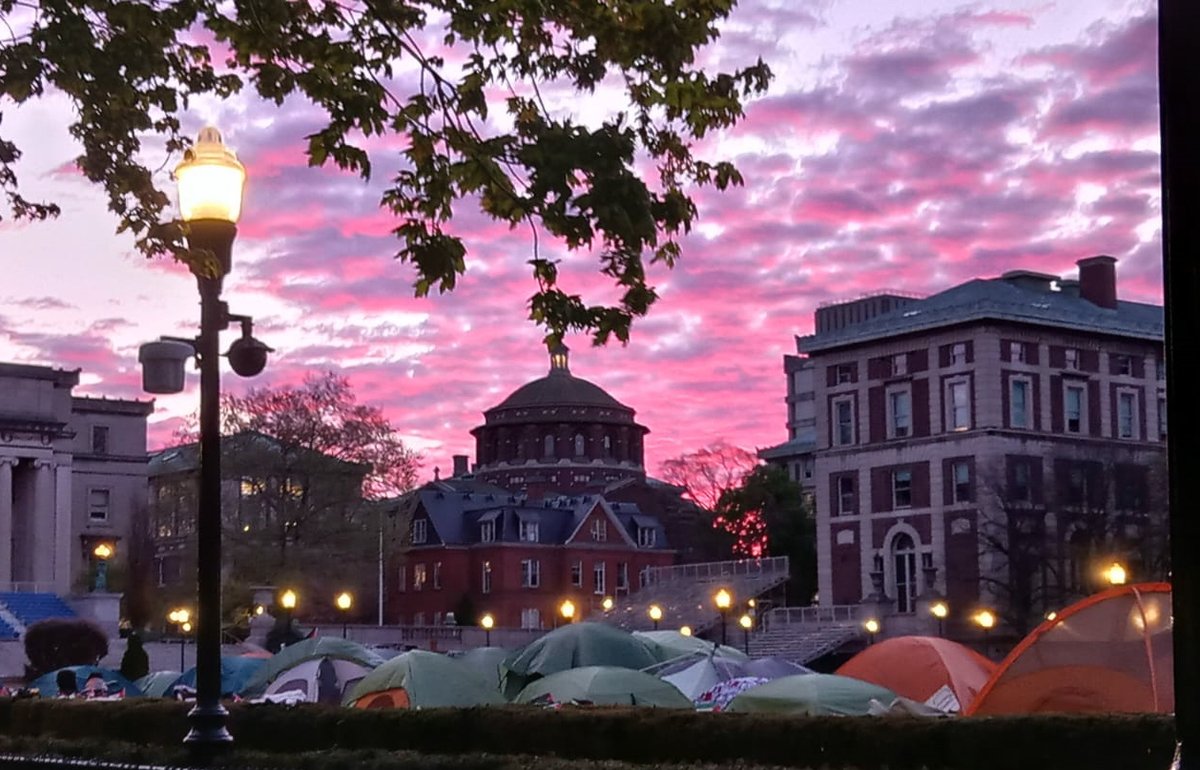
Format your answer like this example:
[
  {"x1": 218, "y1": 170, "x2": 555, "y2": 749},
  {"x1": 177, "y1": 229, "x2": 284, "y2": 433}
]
[
  {"x1": 574, "y1": 434, "x2": 585, "y2": 457},
  {"x1": 891, "y1": 532, "x2": 918, "y2": 614},
  {"x1": 543, "y1": 435, "x2": 555, "y2": 458},
  {"x1": 602, "y1": 435, "x2": 612, "y2": 457}
]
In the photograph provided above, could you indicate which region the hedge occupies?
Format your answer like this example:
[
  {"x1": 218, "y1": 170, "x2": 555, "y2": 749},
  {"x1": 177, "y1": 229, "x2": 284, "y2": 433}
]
[{"x1": 0, "y1": 699, "x2": 1177, "y2": 770}]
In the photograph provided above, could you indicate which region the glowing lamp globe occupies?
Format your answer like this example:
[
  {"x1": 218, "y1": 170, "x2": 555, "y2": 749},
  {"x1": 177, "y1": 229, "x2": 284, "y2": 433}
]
[
  {"x1": 280, "y1": 590, "x2": 298, "y2": 610},
  {"x1": 739, "y1": 614, "x2": 753, "y2": 630},
  {"x1": 648, "y1": 604, "x2": 663, "y2": 622},
  {"x1": 336, "y1": 592, "x2": 353, "y2": 611},
  {"x1": 930, "y1": 601, "x2": 949, "y2": 619},
  {"x1": 480, "y1": 614, "x2": 495, "y2": 630},
  {"x1": 714, "y1": 589, "x2": 732, "y2": 610},
  {"x1": 175, "y1": 127, "x2": 247, "y2": 224}
]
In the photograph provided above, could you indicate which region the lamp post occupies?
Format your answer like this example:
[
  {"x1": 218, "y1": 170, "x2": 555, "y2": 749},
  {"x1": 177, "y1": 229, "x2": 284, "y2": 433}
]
[
  {"x1": 559, "y1": 599, "x2": 576, "y2": 626},
  {"x1": 280, "y1": 589, "x2": 298, "y2": 637},
  {"x1": 1105, "y1": 562, "x2": 1128, "y2": 587},
  {"x1": 679, "y1": 625, "x2": 692, "y2": 637},
  {"x1": 648, "y1": 604, "x2": 663, "y2": 631},
  {"x1": 601, "y1": 596, "x2": 614, "y2": 612},
  {"x1": 738, "y1": 614, "x2": 753, "y2": 655},
  {"x1": 930, "y1": 600, "x2": 948, "y2": 637},
  {"x1": 974, "y1": 609, "x2": 996, "y2": 657},
  {"x1": 92, "y1": 543, "x2": 113, "y2": 592},
  {"x1": 174, "y1": 127, "x2": 248, "y2": 755},
  {"x1": 335, "y1": 592, "x2": 353, "y2": 639},
  {"x1": 713, "y1": 588, "x2": 732, "y2": 646},
  {"x1": 169, "y1": 609, "x2": 191, "y2": 671},
  {"x1": 863, "y1": 618, "x2": 879, "y2": 645},
  {"x1": 480, "y1": 613, "x2": 494, "y2": 647}
]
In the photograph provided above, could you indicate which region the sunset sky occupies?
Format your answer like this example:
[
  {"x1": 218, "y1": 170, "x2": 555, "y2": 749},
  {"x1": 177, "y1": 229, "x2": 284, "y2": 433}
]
[{"x1": 0, "y1": 0, "x2": 1160, "y2": 479}]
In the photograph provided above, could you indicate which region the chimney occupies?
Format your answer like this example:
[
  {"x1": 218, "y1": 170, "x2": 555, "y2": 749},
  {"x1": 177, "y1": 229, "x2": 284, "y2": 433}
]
[
  {"x1": 452, "y1": 454, "x2": 470, "y2": 477},
  {"x1": 1077, "y1": 256, "x2": 1117, "y2": 309}
]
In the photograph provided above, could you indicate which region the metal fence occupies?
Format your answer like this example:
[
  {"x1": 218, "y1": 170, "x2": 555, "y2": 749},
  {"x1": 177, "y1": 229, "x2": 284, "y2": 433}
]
[
  {"x1": 763, "y1": 604, "x2": 861, "y2": 629},
  {"x1": 644, "y1": 556, "x2": 789, "y2": 586}
]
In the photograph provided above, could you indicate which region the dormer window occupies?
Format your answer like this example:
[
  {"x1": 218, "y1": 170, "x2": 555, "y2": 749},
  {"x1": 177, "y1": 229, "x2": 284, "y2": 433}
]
[
  {"x1": 638, "y1": 526, "x2": 656, "y2": 548},
  {"x1": 411, "y1": 519, "x2": 427, "y2": 544},
  {"x1": 519, "y1": 520, "x2": 539, "y2": 543},
  {"x1": 591, "y1": 518, "x2": 608, "y2": 542},
  {"x1": 480, "y1": 520, "x2": 496, "y2": 543}
]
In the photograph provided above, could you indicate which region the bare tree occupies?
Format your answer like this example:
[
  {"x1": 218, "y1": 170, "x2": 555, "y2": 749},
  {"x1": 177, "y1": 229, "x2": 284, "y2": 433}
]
[{"x1": 658, "y1": 440, "x2": 760, "y2": 558}]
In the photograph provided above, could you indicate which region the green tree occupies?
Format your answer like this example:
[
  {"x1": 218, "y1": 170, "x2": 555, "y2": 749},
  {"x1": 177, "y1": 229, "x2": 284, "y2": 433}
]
[
  {"x1": 0, "y1": 1, "x2": 770, "y2": 344},
  {"x1": 716, "y1": 465, "x2": 817, "y2": 604}
]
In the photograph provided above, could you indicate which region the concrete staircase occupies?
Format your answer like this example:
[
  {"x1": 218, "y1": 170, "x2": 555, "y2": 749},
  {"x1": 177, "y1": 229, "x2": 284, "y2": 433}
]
[{"x1": 747, "y1": 625, "x2": 861, "y2": 664}]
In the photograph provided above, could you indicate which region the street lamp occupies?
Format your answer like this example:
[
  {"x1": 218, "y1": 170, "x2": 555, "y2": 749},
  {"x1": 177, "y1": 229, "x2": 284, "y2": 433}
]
[
  {"x1": 738, "y1": 613, "x2": 753, "y2": 655},
  {"x1": 601, "y1": 596, "x2": 614, "y2": 612},
  {"x1": 930, "y1": 600, "x2": 948, "y2": 637},
  {"x1": 335, "y1": 592, "x2": 353, "y2": 639},
  {"x1": 713, "y1": 588, "x2": 732, "y2": 646},
  {"x1": 92, "y1": 543, "x2": 113, "y2": 592},
  {"x1": 280, "y1": 589, "x2": 298, "y2": 611},
  {"x1": 480, "y1": 613, "x2": 494, "y2": 646},
  {"x1": 974, "y1": 609, "x2": 996, "y2": 656},
  {"x1": 559, "y1": 599, "x2": 576, "y2": 625},
  {"x1": 168, "y1": 608, "x2": 192, "y2": 671},
  {"x1": 648, "y1": 604, "x2": 663, "y2": 630},
  {"x1": 679, "y1": 625, "x2": 693, "y2": 637},
  {"x1": 1105, "y1": 561, "x2": 1128, "y2": 586},
  {"x1": 863, "y1": 618, "x2": 880, "y2": 645}
]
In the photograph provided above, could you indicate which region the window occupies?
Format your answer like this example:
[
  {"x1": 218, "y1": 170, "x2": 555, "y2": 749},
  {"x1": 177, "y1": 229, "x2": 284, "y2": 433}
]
[
  {"x1": 412, "y1": 519, "x2": 427, "y2": 544},
  {"x1": 432, "y1": 612, "x2": 442, "y2": 626},
  {"x1": 1156, "y1": 358, "x2": 1166, "y2": 381},
  {"x1": 639, "y1": 565, "x2": 651, "y2": 589},
  {"x1": 433, "y1": 562, "x2": 442, "y2": 590},
  {"x1": 888, "y1": 388, "x2": 911, "y2": 439},
  {"x1": 1113, "y1": 355, "x2": 1133, "y2": 376},
  {"x1": 837, "y1": 476, "x2": 855, "y2": 515},
  {"x1": 892, "y1": 470, "x2": 912, "y2": 509},
  {"x1": 480, "y1": 519, "x2": 496, "y2": 543},
  {"x1": 574, "y1": 434, "x2": 585, "y2": 456},
  {"x1": 543, "y1": 435, "x2": 555, "y2": 457},
  {"x1": 593, "y1": 562, "x2": 606, "y2": 595},
  {"x1": 1012, "y1": 461, "x2": 1031, "y2": 503},
  {"x1": 950, "y1": 343, "x2": 967, "y2": 366},
  {"x1": 1009, "y1": 341, "x2": 1026, "y2": 363},
  {"x1": 397, "y1": 566, "x2": 406, "y2": 592},
  {"x1": 413, "y1": 563, "x2": 427, "y2": 591},
  {"x1": 88, "y1": 488, "x2": 110, "y2": 522},
  {"x1": 1010, "y1": 379, "x2": 1030, "y2": 428},
  {"x1": 520, "y1": 608, "x2": 541, "y2": 630},
  {"x1": 891, "y1": 533, "x2": 918, "y2": 614},
  {"x1": 946, "y1": 380, "x2": 970, "y2": 431},
  {"x1": 1066, "y1": 466, "x2": 1086, "y2": 506},
  {"x1": 519, "y1": 519, "x2": 540, "y2": 543},
  {"x1": 1159, "y1": 397, "x2": 1168, "y2": 440},
  {"x1": 481, "y1": 561, "x2": 492, "y2": 594},
  {"x1": 638, "y1": 526, "x2": 656, "y2": 548},
  {"x1": 413, "y1": 612, "x2": 425, "y2": 626},
  {"x1": 1118, "y1": 391, "x2": 1137, "y2": 439},
  {"x1": 834, "y1": 398, "x2": 854, "y2": 446},
  {"x1": 91, "y1": 425, "x2": 109, "y2": 454},
  {"x1": 520, "y1": 559, "x2": 540, "y2": 588},
  {"x1": 591, "y1": 518, "x2": 608, "y2": 542},
  {"x1": 603, "y1": 435, "x2": 613, "y2": 456},
  {"x1": 617, "y1": 562, "x2": 629, "y2": 591},
  {"x1": 952, "y1": 461, "x2": 971, "y2": 504},
  {"x1": 1065, "y1": 385, "x2": 1084, "y2": 433},
  {"x1": 892, "y1": 354, "x2": 907, "y2": 376},
  {"x1": 570, "y1": 561, "x2": 583, "y2": 587},
  {"x1": 836, "y1": 364, "x2": 854, "y2": 384},
  {"x1": 1065, "y1": 348, "x2": 1080, "y2": 371}
]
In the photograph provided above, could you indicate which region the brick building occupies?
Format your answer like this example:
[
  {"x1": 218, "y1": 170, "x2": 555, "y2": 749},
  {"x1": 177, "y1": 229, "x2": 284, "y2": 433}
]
[{"x1": 784, "y1": 256, "x2": 1166, "y2": 637}]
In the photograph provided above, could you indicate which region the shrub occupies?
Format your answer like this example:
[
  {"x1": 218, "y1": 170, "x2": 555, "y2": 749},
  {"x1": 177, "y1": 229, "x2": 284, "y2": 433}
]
[{"x1": 22, "y1": 619, "x2": 109, "y2": 681}]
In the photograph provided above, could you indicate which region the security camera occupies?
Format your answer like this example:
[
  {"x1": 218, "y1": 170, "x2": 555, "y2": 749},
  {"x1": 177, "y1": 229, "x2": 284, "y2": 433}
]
[{"x1": 226, "y1": 335, "x2": 273, "y2": 377}]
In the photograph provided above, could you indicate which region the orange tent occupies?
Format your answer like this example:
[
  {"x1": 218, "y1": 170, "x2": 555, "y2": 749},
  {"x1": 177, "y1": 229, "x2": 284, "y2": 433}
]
[
  {"x1": 835, "y1": 636, "x2": 995, "y2": 710},
  {"x1": 966, "y1": 582, "x2": 1173, "y2": 716}
]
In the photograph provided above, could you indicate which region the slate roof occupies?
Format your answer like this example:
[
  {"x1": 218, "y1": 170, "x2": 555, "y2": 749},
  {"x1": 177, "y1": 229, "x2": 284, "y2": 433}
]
[
  {"x1": 758, "y1": 436, "x2": 817, "y2": 461},
  {"x1": 798, "y1": 276, "x2": 1164, "y2": 353},
  {"x1": 494, "y1": 371, "x2": 629, "y2": 411}
]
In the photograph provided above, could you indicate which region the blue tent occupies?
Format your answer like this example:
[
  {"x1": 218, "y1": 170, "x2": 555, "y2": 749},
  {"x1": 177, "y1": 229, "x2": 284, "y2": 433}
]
[
  {"x1": 172, "y1": 656, "x2": 266, "y2": 697},
  {"x1": 31, "y1": 666, "x2": 143, "y2": 698}
]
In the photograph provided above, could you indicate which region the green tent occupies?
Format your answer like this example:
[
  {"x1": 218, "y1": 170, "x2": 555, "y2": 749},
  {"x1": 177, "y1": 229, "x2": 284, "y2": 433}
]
[
  {"x1": 515, "y1": 665, "x2": 693, "y2": 708},
  {"x1": 344, "y1": 650, "x2": 506, "y2": 709},
  {"x1": 633, "y1": 630, "x2": 748, "y2": 662},
  {"x1": 454, "y1": 647, "x2": 510, "y2": 687},
  {"x1": 501, "y1": 622, "x2": 659, "y2": 699},
  {"x1": 725, "y1": 673, "x2": 898, "y2": 716},
  {"x1": 242, "y1": 637, "x2": 385, "y2": 697},
  {"x1": 134, "y1": 670, "x2": 182, "y2": 698}
]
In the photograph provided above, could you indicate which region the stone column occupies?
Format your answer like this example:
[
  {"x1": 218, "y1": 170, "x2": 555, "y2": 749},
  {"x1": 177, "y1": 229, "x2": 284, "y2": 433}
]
[
  {"x1": 54, "y1": 462, "x2": 73, "y2": 595},
  {"x1": 0, "y1": 457, "x2": 14, "y2": 587},
  {"x1": 32, "y1": 459, "x2": 55, "y2": 587}
]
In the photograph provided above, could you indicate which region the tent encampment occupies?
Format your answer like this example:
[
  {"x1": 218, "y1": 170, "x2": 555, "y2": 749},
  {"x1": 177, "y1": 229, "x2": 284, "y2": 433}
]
[
  {"x1": 836, "y1": 636, "x2": 994, "y2": 711},
  {"x1": 632, "y1": 630, "x2": 747, "y2": 662},
  {"x1": 242, "y1": 637, "x2": 385, "y2": 702},
  {"x1": 501, "y1": 622, "x2": 660, "y2": 699},
  {"x1": 172, "y1": 656, "x2": 267, "y2": 698}
]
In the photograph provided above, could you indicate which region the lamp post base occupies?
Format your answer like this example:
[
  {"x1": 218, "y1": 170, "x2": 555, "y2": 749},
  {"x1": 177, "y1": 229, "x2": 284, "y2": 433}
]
[{"x1": 184, "y1": 702, "x2": 233, "y2": 762}]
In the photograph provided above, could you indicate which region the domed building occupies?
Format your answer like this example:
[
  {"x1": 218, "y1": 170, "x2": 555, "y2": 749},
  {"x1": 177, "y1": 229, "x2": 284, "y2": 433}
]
[{"x1": 470, "y1": 345, "x2": 649, "y2": 494}]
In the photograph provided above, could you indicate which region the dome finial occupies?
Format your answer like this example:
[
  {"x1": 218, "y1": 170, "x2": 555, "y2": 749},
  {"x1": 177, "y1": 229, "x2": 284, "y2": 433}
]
[{"x1": 549, "y1": 342, "x2": 570, "y2": 375}]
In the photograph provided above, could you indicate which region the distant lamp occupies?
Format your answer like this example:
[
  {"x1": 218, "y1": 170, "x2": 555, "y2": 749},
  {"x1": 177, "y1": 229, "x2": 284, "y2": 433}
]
[
  {"x1": 739, "y1": 614, "x2": 753, "y2": 630},
  {"x1": 1045, "y1": 611, "x2": 1058, "y2": 622},
  {"x1": 181, "y1": 621, "x2": 192, "y2": 633},
  {"x1": 602, "y1": 596, "x2": 614, "y2": 612},
  {"x1": 679, "y1": 625, "x2": 693, "y2": 637},
  {"x1": 864, "y1": 617, "x2": 880, "y2": 644},
  {"x1": 335, "y1": 592, "x2": 353, "y2": 639},
  {"x1": 254, "y1": 605, "x2": 265, "y2": 616},
  {"x1": 648, "y1": 604, "x2": 663, "y2": 630},
  {"x1": 169, "y1": 608, "x2": 192, "y2": 670},
  {"x1": 713, "y1": 588, "x2": 733, "y2": 646},
  {"x1": 280, "y1": 590, "x2": 298, "y2": 611},
  {"x1": 559, "y1": 599, "x2": 576, "y2": 623},
  {"x1": 481, "y1": 613, "x2": 495, "y2": 646},
  {"x1": 974, "y1": 610, "x2": 996, "y2": 630},
  {"x1": 930, "y1": 600, "x2": 949, "y2": 636},
  {"x1": 92, "y1": 543, "x2": 113, "y2": 592},
  {"x1": 1105, "y1": 562, "x2": 1128, "y2": 586}
]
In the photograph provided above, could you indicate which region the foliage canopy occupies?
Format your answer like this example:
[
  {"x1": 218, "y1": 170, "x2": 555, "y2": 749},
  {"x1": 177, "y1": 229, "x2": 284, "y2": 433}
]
[{"x1": 0, "y1": 0, "x2": 770, "y2": 343}]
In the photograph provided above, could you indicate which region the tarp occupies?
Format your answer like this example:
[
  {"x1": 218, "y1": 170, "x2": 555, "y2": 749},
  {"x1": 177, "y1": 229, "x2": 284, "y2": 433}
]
[
  {"x1": 632, "y1": 630, "x2": 748, "y2": 662},
  {"x1": 836, "y1": 636, "x2": 994, "y2": 709},
  {"x1": 725, "y1": 673, "x2": 897, "y2": 716},
  {"x1": 695, "y1": 676, "x2": 769, "y2": 711},
  {"x1": 31, "y1": 666, "x2": 143, "y2": 698},
  {"x1": 967, "y1": 582, "x2": 1173, "y2": 716},
  {"x1": 648, "y1": 654, "x2": 813, "y2": 700},
  {"x1": 501, "y1": 622, "x2": 660, "y2": 699},
  {"x1": 172, "y1": 656, "x2": 267, "y2": 697},
  {"x1": 242, "y1": 637, "x2": 385, "y2": 697},
  {"x1": 345, "y1": 649, "x2": 506, "y2": 709},
  {"x1": 452, "y1": 647, "x2": 510, "y2": 686},
  {"x1": 134, "y1": 671, "x2": 183, "y2": 699},
  {"x1": 514, "y1": 666, "x2": 693, "y2": 708}
]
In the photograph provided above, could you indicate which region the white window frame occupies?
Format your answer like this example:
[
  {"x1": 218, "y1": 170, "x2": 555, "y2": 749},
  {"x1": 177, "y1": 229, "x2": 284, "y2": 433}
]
[
  {"x1": 1114, "y1": 355, "x2": 1133, "y2": 377},
  {"x1": 88, "y1": 488, "x2": 111, "y2": 522},
  {"x1": 519, "y1": 519, "x2": 540, "y2": 543},
  {"x1": 1064, "y1": 384, "x2": 1085, "y2": 434},
  {"x1": 836, "y1": 363, "x2": 854, "y2": 384},
  {"x1": 1010, "y1": 377, "x2": 1031, "y2": 429},
  {"x1": 833, "y1": 397, "x2": 855, "y2": 447},
  {"x1": 837, "y1": 475, "x2": 854, "y2": 515},
  {"x1": 570, "y1": 560, "x2": 583, "y2": 587},
  {"x1": 892, "y1": 469, "x2": 913, "y2": 509},
  {"x1": 1065, "y1": 348, "x2": 1080, "y2": 371},
  {"x1": 1117, "y1": 389, "x2": 1139, "y2": 439},
  {"x1": 480, "y1": 519, "x2": 495, "y2": 543},
  {"x1": 887, "y1": 386, "x2": 912, "y2": 439},
  {"x1": 1010, "y1": 341, "x2": 1026, "y2": 363},
  {"x1": 952, "y1": 461, "x2": 971, "y2": 504},
  {"x1": 412, "y1": 519, "x2": 427, "y2": 544},
  {"x1": 892, "y1": 353, "x2": 907, "y2": 376},
  {"x1": 945, "y1": 378, "x2": 970, "y2": 432},
  {"x1": 521, "y1": 559, "x2": 540, "y2": 588},
  {"x1": 950, "y1": 343, "x2": 967, "y2": 366},
  {"x1": 481, "y1": 561, "x2": 492, "y2": 594},
  {"x1": 593, "y1": 562, "x2": 606, "y2": 595},
  {"x1": 638, "y1": 526, "x2": 656, "y2": 548},
  {"x1": 591, "y1": 518, "x2": 608, "y2": 542},
  {"x1": 413, "y1": 563, "x2": 427, "y2": 591},
  {"x1": 617, "y1": 562, "x2": 629, "y2": 591},
  {"x1": 433, "y1": 561, "x2": 442, "y2": 590},
  {"x1": 520, "y1": 608, "x2": 541, "y2": 630}
]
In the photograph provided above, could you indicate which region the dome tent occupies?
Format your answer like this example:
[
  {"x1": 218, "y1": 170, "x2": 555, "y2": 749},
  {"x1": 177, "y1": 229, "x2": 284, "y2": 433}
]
[
  {"x1": 966, "y1": 582, "x2": 1173, "y2": 715},
  {"x1": 835, "y1": 635, "x2": 994, "y2": 712},
  {"x1": 242, "y1": 637, "x2": 385, "y2": 702},
  {"x1": 345, "y1": 650, "x2": 506, "y2": 709},
  {"x1": 501, "y1": 622, "x2": 659, "y2": 699},
  {"x1": 725, "y1": 673, "x2": 896, "y2": 717},
  {"x1": 515, "y1": 666, "x2": 692, "y2": 708}
]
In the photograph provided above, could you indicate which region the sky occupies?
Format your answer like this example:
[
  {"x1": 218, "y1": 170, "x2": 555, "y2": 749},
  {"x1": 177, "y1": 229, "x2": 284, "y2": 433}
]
[{"x1": 0, "y1": 0, "x2": 1161, "y2": 480}]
